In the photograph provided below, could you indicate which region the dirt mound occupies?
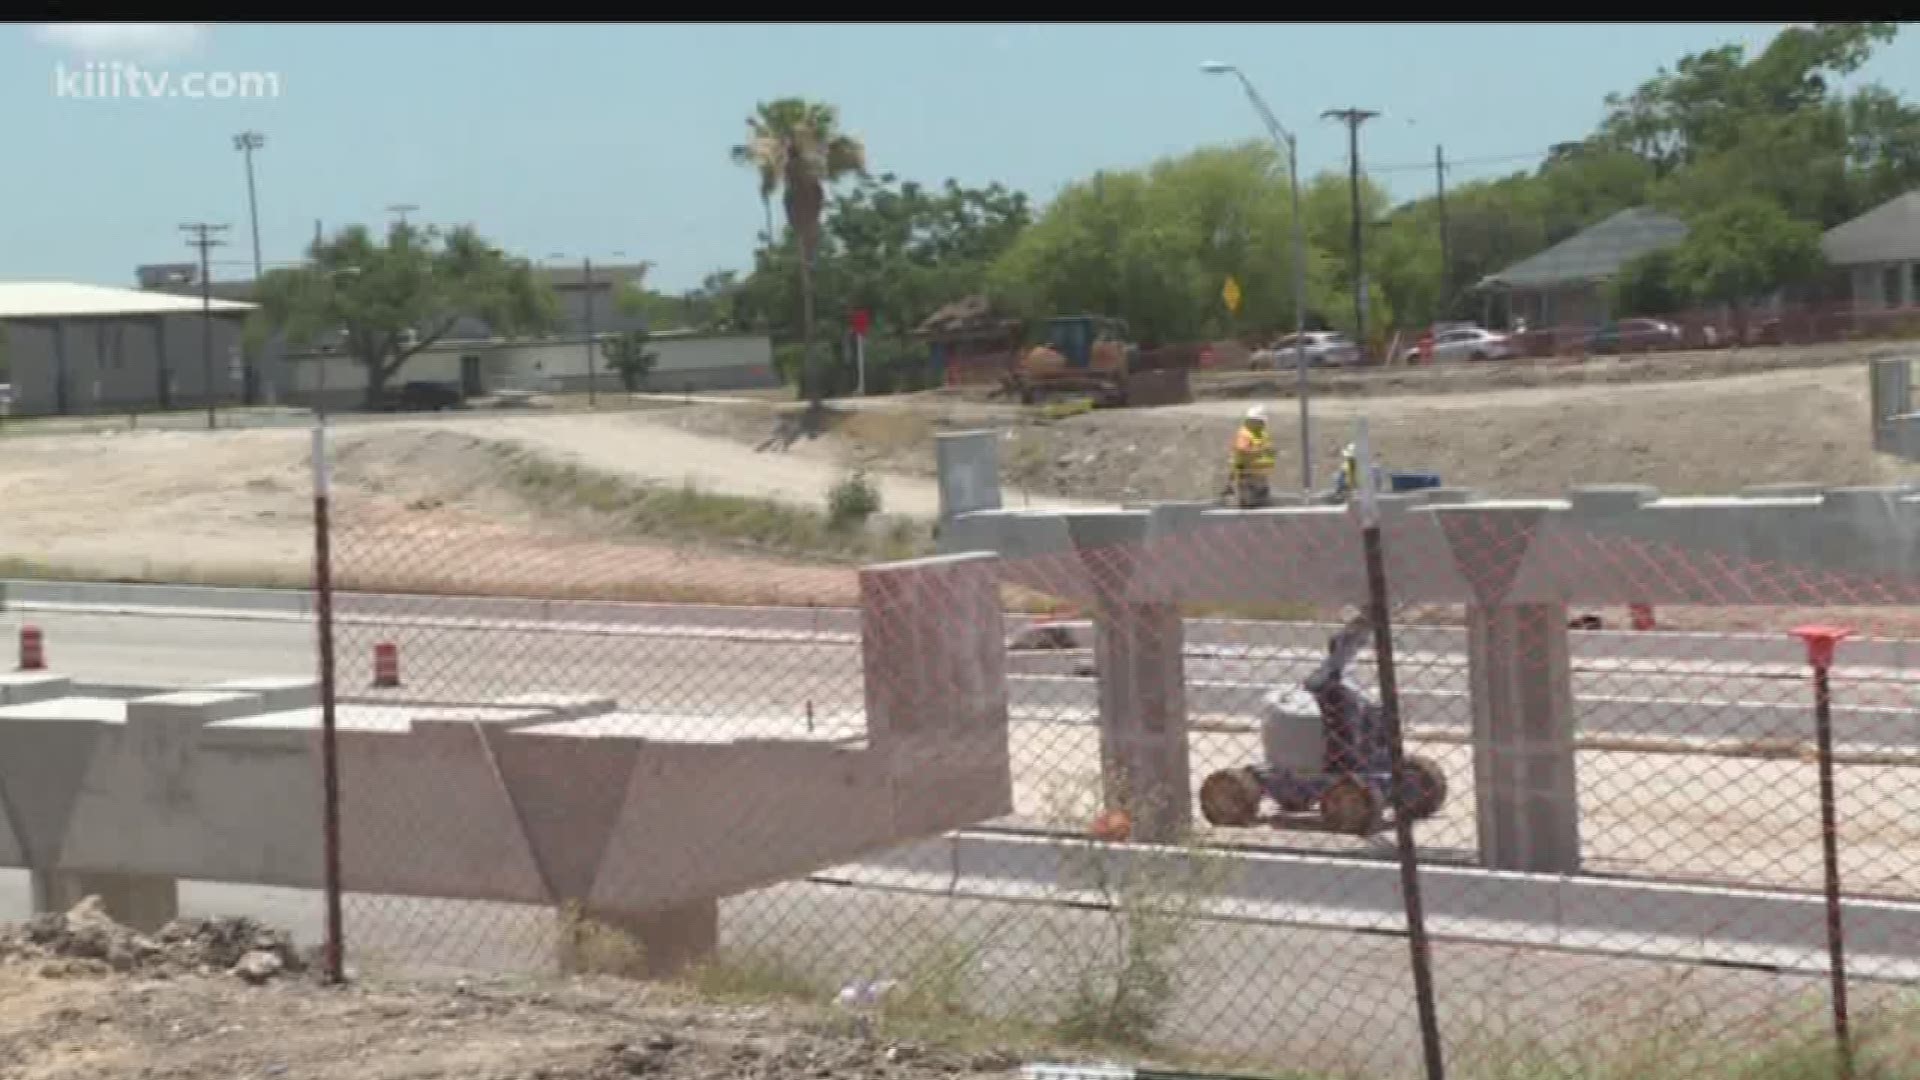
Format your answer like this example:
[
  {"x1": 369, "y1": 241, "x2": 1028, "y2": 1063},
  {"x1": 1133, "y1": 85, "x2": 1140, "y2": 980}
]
[
  {"x1": 577, "y1": 1028, "x2": 1018, "y2": 1080},
  {"x1": 0, "y1": 897, "x2": 309, "y2": 983}
]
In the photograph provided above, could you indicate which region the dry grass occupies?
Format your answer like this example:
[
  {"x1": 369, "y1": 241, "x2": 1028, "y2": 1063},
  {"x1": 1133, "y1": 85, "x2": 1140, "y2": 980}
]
[{"x1": 833, "y1": 408, "x2": 939, "y2": 459}]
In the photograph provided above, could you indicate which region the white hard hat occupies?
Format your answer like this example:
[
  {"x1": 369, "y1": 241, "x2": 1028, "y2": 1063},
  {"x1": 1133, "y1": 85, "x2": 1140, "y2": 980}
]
[{"x1": 1245, "y1": 405, "x2": 1268, "y2": 423}]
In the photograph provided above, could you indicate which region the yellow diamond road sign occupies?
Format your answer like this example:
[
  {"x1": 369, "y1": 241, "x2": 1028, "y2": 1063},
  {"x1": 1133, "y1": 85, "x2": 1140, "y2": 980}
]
[{"x1": 1222, "y1": 276, "x2": 1242, "y2": 314}]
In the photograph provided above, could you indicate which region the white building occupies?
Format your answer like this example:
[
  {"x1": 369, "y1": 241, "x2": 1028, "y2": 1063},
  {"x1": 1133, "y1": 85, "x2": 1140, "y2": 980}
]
[
  {"x1": 1823, "y1": 190, "x2": 1920, "y2": 309},
  {"x1": 286, "y1": 328, "x2": 777, "y2": 407},
  {"x1": 0, "y1": 281, "x2": 257, "y2": 417}
]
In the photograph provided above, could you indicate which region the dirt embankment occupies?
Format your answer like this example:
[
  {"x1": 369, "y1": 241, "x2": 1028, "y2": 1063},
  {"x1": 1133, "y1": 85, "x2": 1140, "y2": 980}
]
[
  {"x1": 662, "y1": 356, "x2": 1920, "y2": 503},
  {"x1": 0, "y1": 424, "x2": 866, "y2": 606},
  {"x1": 0, "y1": 901, "x2": 1020, "y2": 1080}
]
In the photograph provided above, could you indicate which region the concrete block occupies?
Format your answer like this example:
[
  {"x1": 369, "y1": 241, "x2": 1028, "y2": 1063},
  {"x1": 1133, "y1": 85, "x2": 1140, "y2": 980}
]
[
  {"x1": 0, "y1": 673, "x2": 73, "y2": 707},
  {"x1": 32, "y1": 870, "x2": 179, "y2": 932},
  {"x1": 935, "y1": 430, "x2": 1003, "y2": 522}
]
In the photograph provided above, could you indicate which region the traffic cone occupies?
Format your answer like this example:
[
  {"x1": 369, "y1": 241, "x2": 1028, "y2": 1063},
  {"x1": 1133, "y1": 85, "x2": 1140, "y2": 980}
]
[
  {"x1": 372, "y1": 642, "x2": 400, "y2": 688},
  {"x1": 18, "y1": 626, "x2": 44, "y2": 671}
]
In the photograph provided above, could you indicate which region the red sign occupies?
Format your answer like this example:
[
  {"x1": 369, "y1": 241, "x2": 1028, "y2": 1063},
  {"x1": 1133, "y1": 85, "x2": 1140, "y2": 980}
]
[{"x1": 849, "y1": 309, "x2": 871, "y2": 337}]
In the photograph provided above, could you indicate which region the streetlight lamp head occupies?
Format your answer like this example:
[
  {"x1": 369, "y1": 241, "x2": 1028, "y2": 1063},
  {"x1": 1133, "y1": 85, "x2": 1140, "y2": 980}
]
[{"x1": 1199, "y1": 60, "x2": 1234, "y2": 74}]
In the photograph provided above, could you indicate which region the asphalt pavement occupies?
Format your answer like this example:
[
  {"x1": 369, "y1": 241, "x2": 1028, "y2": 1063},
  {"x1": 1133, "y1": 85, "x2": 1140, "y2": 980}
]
[{"x1": 12, "y1": 606, "x2": 1916, "y2": 749}]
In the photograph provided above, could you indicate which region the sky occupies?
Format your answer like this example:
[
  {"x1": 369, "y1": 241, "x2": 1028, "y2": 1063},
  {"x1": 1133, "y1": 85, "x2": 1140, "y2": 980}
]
[{"x1": 4, "y1": 22, "x2": 1919, "y2": 294}]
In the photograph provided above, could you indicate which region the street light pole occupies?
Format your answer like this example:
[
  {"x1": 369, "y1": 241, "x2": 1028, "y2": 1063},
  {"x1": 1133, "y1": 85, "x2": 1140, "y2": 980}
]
[
  {"x1": 1204, "y1": 61, "x2": 1314, "y2": 495},
  {"x1": 233, "y1": 131, "x2": 266, "y2": 405}
]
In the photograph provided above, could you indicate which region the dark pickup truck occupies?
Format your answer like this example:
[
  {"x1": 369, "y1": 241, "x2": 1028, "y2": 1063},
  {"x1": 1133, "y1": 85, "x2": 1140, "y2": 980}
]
[{"x1": 377, "y1": 381, "x2": 465, "y2": 412}]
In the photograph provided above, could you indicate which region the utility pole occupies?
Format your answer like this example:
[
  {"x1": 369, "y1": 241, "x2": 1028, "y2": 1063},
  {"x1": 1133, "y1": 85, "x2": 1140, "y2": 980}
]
[
  {"x1": 548, "y1": 251, "x2": 627, "y2": 405},
  {"x1": 233, "y1": 131, "x2": 266, "y2": 405},
  {"x1": 180, "y1": 222, "x2": 231, "y2": 430},
  {"x1": 582, "y1": 256, "x2": 597, "y2": 407},
  {"x1": 1322, "y1": 107, "x2": 1380, "y2": 349},
  {"x1": 386, "y1": 203, "x2": 418, "y2": 228},
  {"x1": 1435, "y1": 144, "x2": 1451, "y2": 320}
]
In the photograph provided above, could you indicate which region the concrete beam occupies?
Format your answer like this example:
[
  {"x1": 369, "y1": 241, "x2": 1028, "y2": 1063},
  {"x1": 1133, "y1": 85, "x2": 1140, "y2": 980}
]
[{"x1": 1, "y1": 554, "x2": 1016, "y2": 973}]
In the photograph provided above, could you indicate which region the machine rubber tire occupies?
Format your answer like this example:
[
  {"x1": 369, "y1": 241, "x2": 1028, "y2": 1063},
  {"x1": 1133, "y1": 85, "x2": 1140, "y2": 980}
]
[
  {"x1": 1199, "y1": 767, "x2": 1263, "y2": 828},
  {"x1": 1398, "y1": 755, "x2": 1449, "y2": 820},
  {"x1": 1320, "y1": 773, "x2": 1381, "y2": 836}
]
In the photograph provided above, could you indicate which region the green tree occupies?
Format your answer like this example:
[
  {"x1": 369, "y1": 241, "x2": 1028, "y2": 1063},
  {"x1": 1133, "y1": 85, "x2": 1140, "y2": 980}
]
[
  {"x1": 251, "y1": 222, "x2": 559, "y2": 407},
  {"x1": 1610, "y1": 247, "x2": 1690, "y2": 317},
  {"x1": 600, "y1": 329, "x2": 659, "y2": 391},
  {"x1": 730, "y1": 98, "x2": 868, "y2": 409},
  {"x1": 988, "y1": 143, "x2": 1380, "y2": 345},
  {"x1": 1669, "y1": 196, "x2": 1825, "y2": 334}
]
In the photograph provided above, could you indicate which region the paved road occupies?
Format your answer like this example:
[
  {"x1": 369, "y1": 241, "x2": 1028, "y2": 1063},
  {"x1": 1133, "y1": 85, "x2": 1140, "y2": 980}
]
[{"x1": 13, "y1": 606, "x2": 1917, "y2": 750}]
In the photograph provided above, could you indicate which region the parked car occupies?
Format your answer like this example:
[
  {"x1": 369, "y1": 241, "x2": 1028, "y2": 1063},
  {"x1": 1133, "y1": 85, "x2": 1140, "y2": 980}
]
[
  {"x1": 379, "y1": 380, "x2": 465, "y2": 412},
  {"x1": 1401, "y1": 326, "x2": 1513, "y2": 364},
  {"x1": 1586, "y1": 318, "x2": 1684, "y2": 355},
  {"x1": 1255, "y1": 331, "x2": 1363, "y2": 369}
]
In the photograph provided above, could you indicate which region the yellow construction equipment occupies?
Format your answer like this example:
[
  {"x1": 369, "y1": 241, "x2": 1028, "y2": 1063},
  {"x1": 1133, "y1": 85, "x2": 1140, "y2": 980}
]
[{"x1": 1003, "y1": 315, "x2": 1193, "y2": 408}]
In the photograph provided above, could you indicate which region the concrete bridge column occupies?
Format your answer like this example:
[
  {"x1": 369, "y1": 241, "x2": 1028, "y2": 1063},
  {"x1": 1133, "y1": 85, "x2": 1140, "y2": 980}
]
[
  {"x1": 1092, "y1": 596, "x2": 1190, "y2": 842},
  {"x1": 1068, "y1": 513, "x2": 1191, "y2": 842},
  {"x1": 1437, "y1": 503, "x2": 1584, "y2": 874},
  {"x1": 1466, "y1": 602, "x2": 1580, "y2": 873}
]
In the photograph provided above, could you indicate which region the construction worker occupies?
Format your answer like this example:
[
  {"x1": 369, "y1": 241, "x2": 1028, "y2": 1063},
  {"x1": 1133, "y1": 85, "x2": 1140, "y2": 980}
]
[
  {"x1": 1340, "y1": 443, "x2": 1361, "y2": 497},
  {"x1": 1228, "y1": 405, "x2": 1277, "y2": 508}
]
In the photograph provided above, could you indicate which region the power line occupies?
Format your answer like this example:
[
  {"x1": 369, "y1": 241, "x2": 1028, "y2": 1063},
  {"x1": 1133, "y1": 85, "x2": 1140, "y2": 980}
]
[{"x1": 1368, "y1": 149, "x2": 1552, "y2": 174}]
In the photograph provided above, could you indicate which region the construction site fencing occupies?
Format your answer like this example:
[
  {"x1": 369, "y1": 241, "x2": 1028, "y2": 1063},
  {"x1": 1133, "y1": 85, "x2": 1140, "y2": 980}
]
[{"x1": 292, "y1": 457, "x2": 1920, "y2": 1079}]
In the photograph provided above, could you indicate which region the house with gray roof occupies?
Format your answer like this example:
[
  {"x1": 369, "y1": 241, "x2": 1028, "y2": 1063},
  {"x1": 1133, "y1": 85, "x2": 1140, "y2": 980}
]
[
  {"x1": 1822, "y1": 190, "x2": 1920, "y2": 310},
  {"x1": 1476, "y1": 207, "x2": 1691, "y2": 329}
]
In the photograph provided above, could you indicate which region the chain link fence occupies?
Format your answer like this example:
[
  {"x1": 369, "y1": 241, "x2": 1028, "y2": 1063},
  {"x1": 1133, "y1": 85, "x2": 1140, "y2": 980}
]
[{"x1": 293, "y1": 453, "x2": 1920, "y2": 1080}]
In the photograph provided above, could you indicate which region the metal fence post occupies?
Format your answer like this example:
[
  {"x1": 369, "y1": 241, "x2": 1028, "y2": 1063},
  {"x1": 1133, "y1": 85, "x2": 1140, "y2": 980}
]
[
  {"x1": 1355, "y1": 420, "x2": 1447, "y2": 1080},
  {"x1": 312, "y1": 418, "x2": 346, "y2": 984},
  {"x1": 1791, "y1": 623, "x2": 1854, "y2": 1080}
]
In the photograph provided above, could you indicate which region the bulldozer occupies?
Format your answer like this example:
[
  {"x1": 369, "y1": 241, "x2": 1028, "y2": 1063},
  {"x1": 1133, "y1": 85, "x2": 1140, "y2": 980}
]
[{"x1": 1002, "y1": 315, "x2": 1193, "y2": 409}]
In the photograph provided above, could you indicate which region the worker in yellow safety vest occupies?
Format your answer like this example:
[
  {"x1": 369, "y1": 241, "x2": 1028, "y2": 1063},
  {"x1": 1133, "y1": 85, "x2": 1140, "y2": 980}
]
[{"x1": 1228, "y1": 405, "x2": 1277, "y2": 507}]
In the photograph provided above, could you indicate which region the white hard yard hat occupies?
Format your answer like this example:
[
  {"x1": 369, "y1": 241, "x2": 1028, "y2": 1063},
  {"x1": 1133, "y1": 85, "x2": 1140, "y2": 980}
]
[{"x1": 1245, "y1": 405, "x2": 1268, "y2": 423}]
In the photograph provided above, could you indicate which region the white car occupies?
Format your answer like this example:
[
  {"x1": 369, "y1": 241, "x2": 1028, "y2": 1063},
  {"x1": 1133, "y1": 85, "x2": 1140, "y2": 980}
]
[
  {"x1": 1256, "y1": 331, "x2": 1363, "y2": 369},
  {"x1": 1403, "y1": 327, "x2": 1513, "y2": 364}
]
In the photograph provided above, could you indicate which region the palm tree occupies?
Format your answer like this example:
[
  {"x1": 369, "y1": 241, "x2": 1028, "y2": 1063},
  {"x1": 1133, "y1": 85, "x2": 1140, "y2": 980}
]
[{"x1": 730, "y1": 98, "x2": 867, "y2": 408}]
